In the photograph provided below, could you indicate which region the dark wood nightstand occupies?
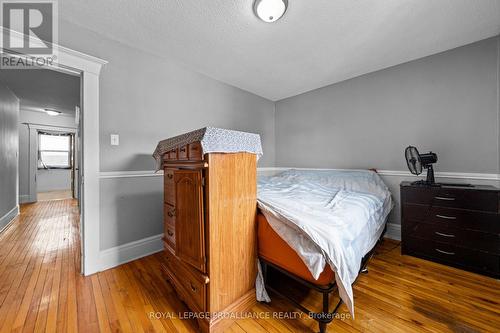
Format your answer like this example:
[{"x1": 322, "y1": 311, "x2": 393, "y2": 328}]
[{"x1": 400, "y1": 181, "x2": 500, "y2": 278}]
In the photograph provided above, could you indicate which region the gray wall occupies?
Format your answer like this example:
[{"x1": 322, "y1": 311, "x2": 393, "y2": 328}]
[
  {"x1": 275, "y1": 36, "x2": 500, "y2": 227},
  {"x1": 100, "y1": 176, "x2": 162, "y2": 250},
  {"x1": 59, "y1": 22, "x2": 276, "y2": 171},
  {"x1": 275, "y1": 37, "x2": 500, "y2": 174},
  {"x1": 18, "y1": 110, "x2": 76, "y2": 200},
  {"x1": 56, "y1": 22, "x2": 276, "y2": 250},
  {"x1": 37, "y1": 169, "x2": 72, "y2": 192},
  {"x1": 0, "y1": 81, "x2": 19, "y2": 228}
]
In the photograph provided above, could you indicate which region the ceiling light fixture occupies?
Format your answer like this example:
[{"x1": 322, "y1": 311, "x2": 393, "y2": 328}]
[
  {"x1": 254, "y1": 0, "x2": 288, "y2": 23},
  {"x1": 44, "y1": 109, "x2": 61, "y2": 116}
]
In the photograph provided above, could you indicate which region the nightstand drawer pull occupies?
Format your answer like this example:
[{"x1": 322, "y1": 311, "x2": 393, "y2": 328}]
[
  {"x1": 435, "y1": 231, "x2": 455, "y2": 238},
  {"x1": 435, "y1": 248, "x2": 455, "y2": 255},
  {"x1": 436, "y1": 214, "x2": 457, "y2": 220},
  {"x1": 435, "y1": 196, "x2": 455, "y2": 201}
]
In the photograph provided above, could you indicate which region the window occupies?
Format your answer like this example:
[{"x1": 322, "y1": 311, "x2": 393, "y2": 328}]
[{"x1": 38, "y1": 133, "x2": 72, "y2": 169}]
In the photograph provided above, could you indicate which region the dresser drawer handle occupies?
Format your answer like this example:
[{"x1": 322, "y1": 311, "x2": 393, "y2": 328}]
[
  {"x1": 435, "y1": 214, "x2": 457, "y2": 220},
  {"x1": 180, "y1": 147, "x2": 186, "y2": 152},
  {"x1": 435, "y1": 231, "x2": 455, "y2": 238},
  {"x1": 190, "y1": 282, "x2": 197, "y2": 292},
  {"x1": 435, "y1": 248, "x2": 455, "y2": 255},
  {"x1": 435, "y1": 196, "x2": 455, "y2": 201},
  {"x1": 167, "y1": 209, "x2": 175, "y2": 217},
  {"x1": 167, "y1": 173, "x2": 173, "y2": 179},
  {"x1": 167, "y1": 230, "x2": 174, "y2": 237}
]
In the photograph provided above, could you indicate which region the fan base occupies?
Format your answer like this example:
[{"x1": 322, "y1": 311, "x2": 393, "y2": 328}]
[{"x1": 411, "y1": 180, "x2": 440, "y2": 187}]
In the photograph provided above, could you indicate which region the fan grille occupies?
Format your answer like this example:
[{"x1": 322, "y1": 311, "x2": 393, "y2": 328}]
[{"x1": 405, "y1": 146, "x2": 422, "y2": 175}]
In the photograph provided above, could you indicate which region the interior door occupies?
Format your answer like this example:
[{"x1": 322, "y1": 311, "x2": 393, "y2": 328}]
[{"x1": 174, "y1": 169, "x2": 206, "y2": 272}]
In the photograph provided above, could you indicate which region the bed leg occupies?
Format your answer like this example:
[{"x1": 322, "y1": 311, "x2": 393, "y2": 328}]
[{"x1": 318, "y1": 291, "x2": 329, "y2": 333}]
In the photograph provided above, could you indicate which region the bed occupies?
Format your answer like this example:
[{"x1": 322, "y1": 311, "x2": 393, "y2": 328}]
[{"x1": 256, "y1": 169, "x2": 393, "y2": 332}]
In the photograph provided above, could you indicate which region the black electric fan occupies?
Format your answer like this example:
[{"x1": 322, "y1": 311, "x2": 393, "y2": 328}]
[{"x1": 405, "y1": 146, "x2": 438, "y2": 185}]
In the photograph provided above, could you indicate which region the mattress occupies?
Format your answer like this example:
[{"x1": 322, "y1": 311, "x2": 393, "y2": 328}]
[
  {"x1": 256, "y1": 169, "x2": 393, "y2": 315},
  {"x1": 257, "y1": 212, "x2": 335, "y2": 286}
]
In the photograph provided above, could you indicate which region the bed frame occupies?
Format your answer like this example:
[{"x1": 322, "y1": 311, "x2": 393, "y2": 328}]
[{"x1": 259, "y1": 226, "x2": 386, "y2": 333}]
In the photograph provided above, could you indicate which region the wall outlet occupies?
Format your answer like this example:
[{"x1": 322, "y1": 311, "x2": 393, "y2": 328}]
[{"x1": 110, "y1": 134, "x2": 119, "y2": 146}]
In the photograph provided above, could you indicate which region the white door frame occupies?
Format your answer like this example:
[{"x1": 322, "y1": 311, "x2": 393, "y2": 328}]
[
  {"x1": 26, "y1": 124, "x2": 77, "y2": 203},
  {"x1": 3, "y1": 28, "x2": 107, "y2": 275}
]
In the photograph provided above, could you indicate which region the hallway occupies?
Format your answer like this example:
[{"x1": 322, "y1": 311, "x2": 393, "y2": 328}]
[
  {"x1": 0, "y1": 200, "x2": 83, "y2": 332},
  {"x1": 0, "y1": 200, "x2": 196, "y2": 332}
]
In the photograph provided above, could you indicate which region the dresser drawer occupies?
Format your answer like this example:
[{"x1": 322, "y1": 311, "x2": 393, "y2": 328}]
[
  {"x1": 164, "y1": 169, "x2": 175, "y2": 205},
  {"x1": 403, "y1": 204, "x2": 500, "y2": 234},
  {"x1": 403, "y1": 220, "x2": 500, "y2": 255},
  {"x1": 188, "y1": 142, "x2": 203, "y2": 161},
  {"x1": 164, "y1": 203, "x2": 175, "y2": 225},
  {"x1": 163, "y1": 250, "x2": 208, "y2": 312},
  {"x1": 404, "y1": 237, "x2": 500, "y2": 276},
  {"x1": 164, "y1": 224, "x2": 176, "y2": 250},
  {"x1": 178, "y1": 145, "x2": 188, "y2": 160},
  {"x1": 168, "y1": 149, "x2": 178, "y2": 160},
  {"x1": 402, "y1": 186, "x2": 498, "y2": 212}
]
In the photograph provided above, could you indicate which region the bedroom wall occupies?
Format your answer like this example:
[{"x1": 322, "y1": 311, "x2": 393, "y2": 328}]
[
  {"x1": 274, "y1": 36, "x2": 500, "y2": 232},
  {"x1": 0, "y1": 82, "x2": 19, "y2": 231},
  {"x1": 57, "y1": 21, "x2": 276, "y2": 253}
]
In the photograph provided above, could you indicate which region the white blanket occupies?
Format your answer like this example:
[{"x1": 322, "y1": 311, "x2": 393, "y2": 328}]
[{"x1": 257, "y1": 169, "x2": 393, "y2": 315}]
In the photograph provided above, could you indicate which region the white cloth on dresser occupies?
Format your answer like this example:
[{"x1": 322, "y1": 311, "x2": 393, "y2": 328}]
[
  {"x1": 256, "y1": 169, "x2": 393, "y2": 316},
  {"x1": 152, "y1": 127, "x2": 263, "y2": 170}
]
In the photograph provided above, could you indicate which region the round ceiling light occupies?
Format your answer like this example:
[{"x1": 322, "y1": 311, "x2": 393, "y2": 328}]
[{"x1": 254, "y1": 0, "x2": 288, "y2": 23}]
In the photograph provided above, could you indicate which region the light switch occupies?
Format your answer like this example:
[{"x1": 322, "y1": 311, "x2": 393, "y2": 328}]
[{"x1": 110, "y1": 134, "x2": 119, "y2": 146}]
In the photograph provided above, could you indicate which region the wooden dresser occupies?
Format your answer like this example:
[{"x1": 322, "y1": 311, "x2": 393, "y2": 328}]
[
  {"x1": 401, "y1": 182, "x2": 500, "y2": 278},
  {"x1": 160, "y1": 141, "x2": 258, "y2": 332}
]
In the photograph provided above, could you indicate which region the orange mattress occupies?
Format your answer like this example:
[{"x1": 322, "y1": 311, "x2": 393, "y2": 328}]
[{"x1": 257, "y1": 213, "x2": 335, "y2": 286}]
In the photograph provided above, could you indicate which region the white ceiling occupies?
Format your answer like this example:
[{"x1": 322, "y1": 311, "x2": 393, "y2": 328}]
[
  {"x1": 0, "y1": 69, "x2": 80, "y2": 115},
  {"x1": 60, "y1": 0, "x2": 500, "y2": 101}
]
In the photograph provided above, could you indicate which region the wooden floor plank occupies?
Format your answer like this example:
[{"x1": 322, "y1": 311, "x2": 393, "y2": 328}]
[{"x1": 0, "y1": 199, "x2": 499, "y2": 332}]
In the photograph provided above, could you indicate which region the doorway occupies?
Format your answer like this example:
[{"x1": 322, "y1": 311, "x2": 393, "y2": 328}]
[
  {"x1": 0, "y1": 66, "x2": 83, "y2": 271},
  {"x1": 36, "y1": 130, "x2": 76, "y2": 201},
  {"x1": 0, "y1": 68, "x2": 82, "y2": 206},
  {"x1": 0, "y1": 41, "x2": 106, "y2": 276}
]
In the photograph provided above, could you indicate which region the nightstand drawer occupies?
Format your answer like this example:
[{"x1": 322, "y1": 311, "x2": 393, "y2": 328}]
[
  {"x1": 402, "y1": 186, "x2": 498, "y2": 212},
  {"x1": 403, "y1": 220, "x2": 500, "y2": 254},
  {"x1": 403, "y1": 204, "x2": 500, "y2": 234},
  {"x1": 404, "y1": 237, "x2": 500, "y2": 275}
]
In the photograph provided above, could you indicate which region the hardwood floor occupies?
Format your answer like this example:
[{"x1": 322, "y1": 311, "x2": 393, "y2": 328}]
[{"x1": 0, "y1": 200, "x2": 499, "y2": 332}]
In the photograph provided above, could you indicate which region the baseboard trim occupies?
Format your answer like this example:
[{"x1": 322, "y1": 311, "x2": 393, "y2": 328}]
[
  {"x1": 99, "y1": 233, "x2": 164, "y2": 271},
  {"x1": 384, "y1": 223, "x2": 401, "y2": 241},
  {"x1": 0, "y1": 205, "x2": 19, "y2": 233}
]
